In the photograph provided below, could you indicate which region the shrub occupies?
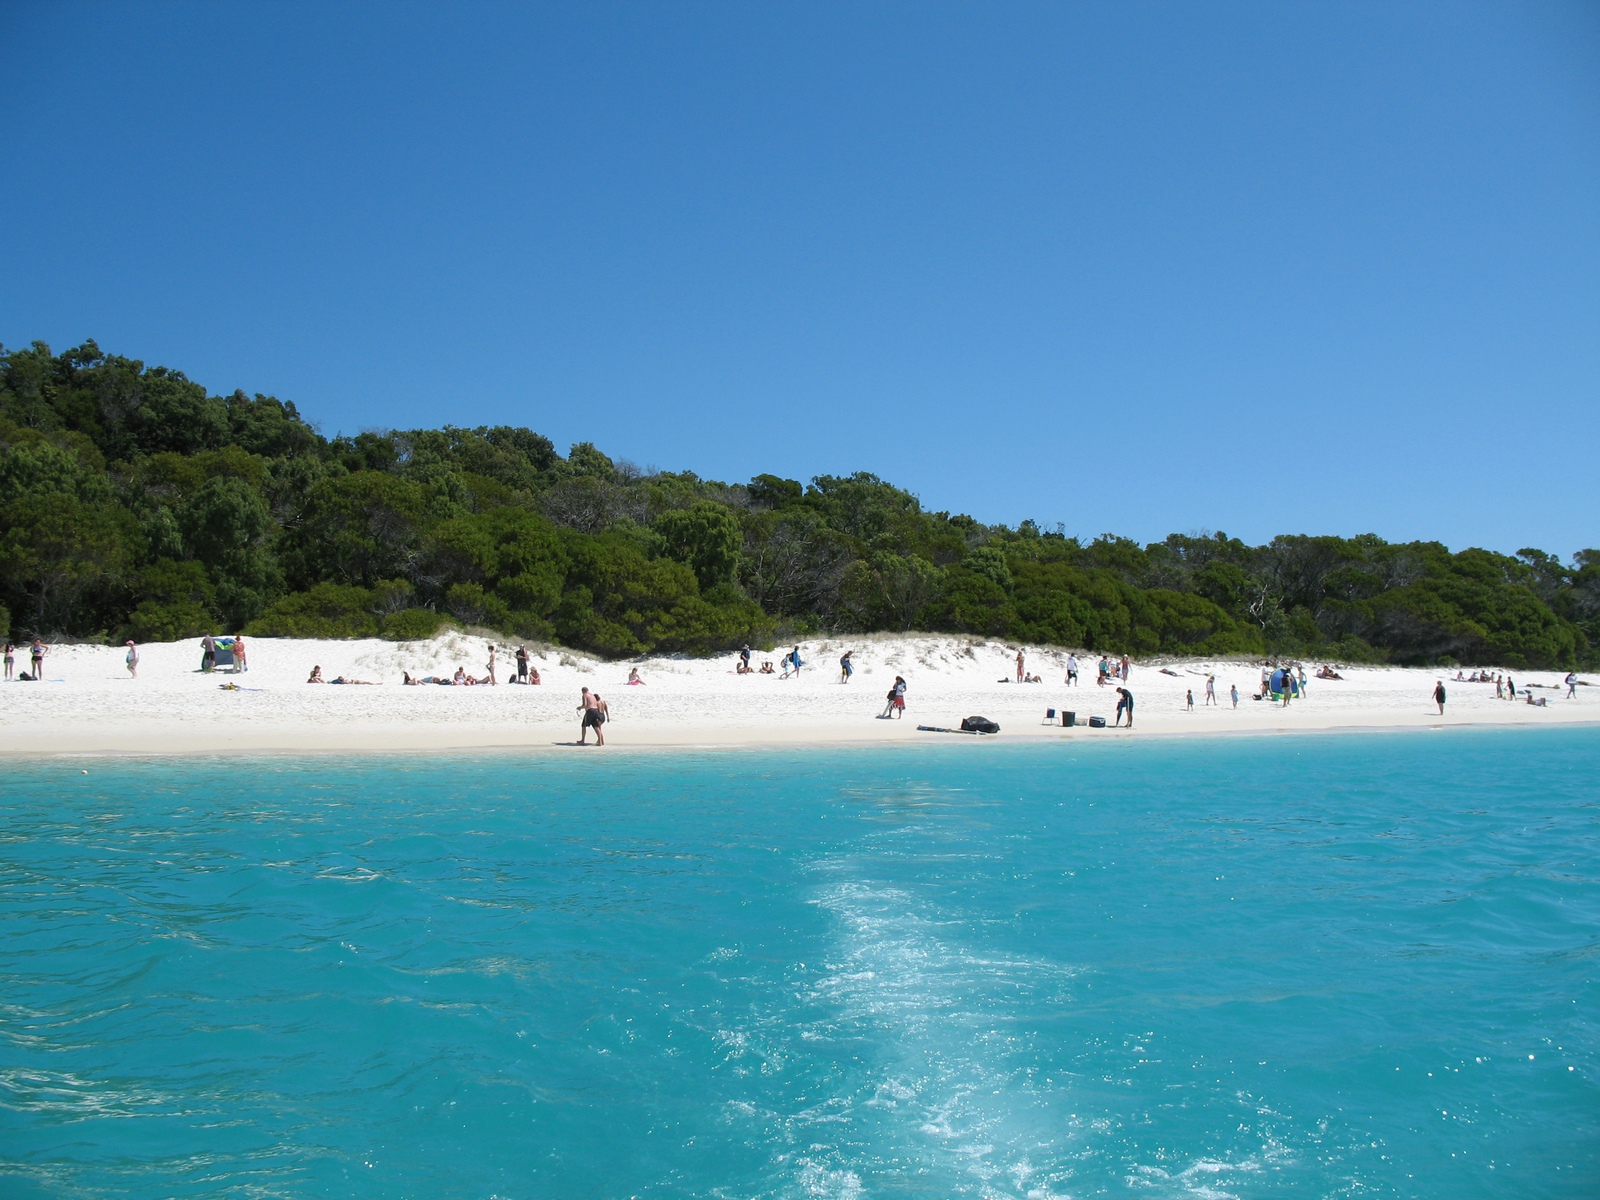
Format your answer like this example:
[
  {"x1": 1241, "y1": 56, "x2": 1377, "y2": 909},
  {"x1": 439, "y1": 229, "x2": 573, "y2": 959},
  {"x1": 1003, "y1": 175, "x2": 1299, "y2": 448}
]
[
  {"x1": 244, "y1": 583, "x2": 380, "y2": 638},
  {"x1": 382, "y1": 608, "x2": 450, "y2": 640}
]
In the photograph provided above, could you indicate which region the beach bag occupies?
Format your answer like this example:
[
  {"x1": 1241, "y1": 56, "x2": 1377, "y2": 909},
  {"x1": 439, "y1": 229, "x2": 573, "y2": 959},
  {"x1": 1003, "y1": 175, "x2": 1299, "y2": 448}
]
[{"x1": 960, "y1": 716, "x2": 1000, "y2": 734}]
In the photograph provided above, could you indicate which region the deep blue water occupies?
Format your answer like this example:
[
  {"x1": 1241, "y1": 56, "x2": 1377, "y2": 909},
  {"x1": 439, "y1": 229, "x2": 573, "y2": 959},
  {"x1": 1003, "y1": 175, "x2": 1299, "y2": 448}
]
[{"x1": 1, "y1": 728, "x2": 1596, "y2": 1199}]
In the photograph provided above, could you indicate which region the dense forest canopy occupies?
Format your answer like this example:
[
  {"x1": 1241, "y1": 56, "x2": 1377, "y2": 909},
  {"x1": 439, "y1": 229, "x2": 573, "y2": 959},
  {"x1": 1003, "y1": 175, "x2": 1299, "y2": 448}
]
[{"x1": 1, "y1": 339, "x2": 1595, "y2": 667}]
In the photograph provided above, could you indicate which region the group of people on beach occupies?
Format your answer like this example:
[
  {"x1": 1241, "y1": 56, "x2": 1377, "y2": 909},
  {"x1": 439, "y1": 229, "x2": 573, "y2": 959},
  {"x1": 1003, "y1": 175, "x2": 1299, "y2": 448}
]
[{"x1": 3, "y1": 639, "x2": 49, "y2": 682}]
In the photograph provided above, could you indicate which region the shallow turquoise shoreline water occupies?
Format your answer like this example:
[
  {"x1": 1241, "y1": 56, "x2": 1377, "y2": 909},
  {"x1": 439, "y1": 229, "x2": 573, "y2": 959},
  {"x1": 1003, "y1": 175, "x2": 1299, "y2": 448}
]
[{"x1": 2, "y1": 728, "x2": 1595, "y2": 1198}]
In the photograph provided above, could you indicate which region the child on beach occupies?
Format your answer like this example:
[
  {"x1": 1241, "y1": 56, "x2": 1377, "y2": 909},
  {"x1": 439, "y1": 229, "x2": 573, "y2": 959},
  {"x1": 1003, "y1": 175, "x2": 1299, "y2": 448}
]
[
  {"x1": 1230, "y1": 683, "x2": 1239, "y2": 709},
  {"x1": 1185, "y1": 689, "x2": 1194, "y2": 711},
  {"x1": 125, "y1": 640, "x2": 139, "y2": 678}
]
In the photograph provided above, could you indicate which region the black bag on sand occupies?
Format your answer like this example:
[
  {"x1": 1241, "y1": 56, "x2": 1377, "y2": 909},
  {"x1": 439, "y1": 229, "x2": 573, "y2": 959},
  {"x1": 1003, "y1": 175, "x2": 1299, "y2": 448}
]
[{"x1": 960, "y1": 716, "x2": 1000, "y2": 734}]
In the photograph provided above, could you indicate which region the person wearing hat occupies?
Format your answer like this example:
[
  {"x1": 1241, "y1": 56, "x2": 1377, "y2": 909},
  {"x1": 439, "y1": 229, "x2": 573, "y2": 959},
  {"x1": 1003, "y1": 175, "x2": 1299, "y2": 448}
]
[{"x1": 125, "y1": 640, "x2": 139, "y2": 678}]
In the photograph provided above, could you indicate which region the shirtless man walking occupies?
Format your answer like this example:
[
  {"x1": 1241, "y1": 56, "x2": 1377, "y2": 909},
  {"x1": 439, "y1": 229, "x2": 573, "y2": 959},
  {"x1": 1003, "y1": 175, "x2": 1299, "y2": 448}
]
[{"x1": 577, "y1": 687, "x2": 601, "y2": 745}]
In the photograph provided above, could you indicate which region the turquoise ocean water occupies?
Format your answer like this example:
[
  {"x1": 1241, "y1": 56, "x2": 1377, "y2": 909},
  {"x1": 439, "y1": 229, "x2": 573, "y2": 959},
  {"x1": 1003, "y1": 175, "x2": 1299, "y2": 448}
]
[{"x1": 2, "y1": 728, "x2": 1596, "y2": 1198}]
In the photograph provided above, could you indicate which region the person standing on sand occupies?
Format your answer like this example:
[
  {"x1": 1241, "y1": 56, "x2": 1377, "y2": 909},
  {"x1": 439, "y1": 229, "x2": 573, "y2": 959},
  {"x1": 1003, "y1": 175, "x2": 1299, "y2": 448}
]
[
  {"x1": 30, "y1": 638, "x2": 46, "y2": 679},
  {"x1": 486, "y1": 644, "x2": 498, "y2": 685},
  {"x1": 1115, "y1": 686, "x2": 1134, "y2": 728},
  {"x1": 839, "y1": 650, "x2": 854, "y2": 683},
  {"x1": 1230, "y1": 683, "x2": 1239, "y2": 709},
  {"x1": 1433, "y1": 680, "x2": 1447, "y2": 714},
  {"x1": 1185, "y1": 688, "x2": 1194, "y2": 711},
  {"x1": 1015, "y1": 648, "x2": 1025, "y2": 683},
  {"x1": 233, "y1": 634, "x2": 248, "y2": 673},
  {"x1": 200, "y1": 633, "x2": 216, "y2": 673},
  {"x1": 1204, "y1": 674, "x2": 1217, "y2": 706},
  {"x1": 1066, "y1": 653, "x2": 1079, "y2": 686},
  {"x1": 881, "y1": 676, "x2": 907, "y2": 718},
  {"x1": 1507, "y1": 675, "x2": 1516, "y2": 701},
  {"x1": 577, "y1": 687, "x2": 601, "y2": 744},
  {"x1": 124, "y1": 640, "x2": 139, "y2": 678},
  {"x1": 4, "y1": 641, "x2": 15, "y2": 680},
  {"x1": 516, "y1": 645, "x2": 528, "y2": 682},
  {"x1": 1565, "y1": 672, "x2": 1577, "y2": 699},
  {"x1": 592, "y1": 693, "x2": 609, "y2": 745}
]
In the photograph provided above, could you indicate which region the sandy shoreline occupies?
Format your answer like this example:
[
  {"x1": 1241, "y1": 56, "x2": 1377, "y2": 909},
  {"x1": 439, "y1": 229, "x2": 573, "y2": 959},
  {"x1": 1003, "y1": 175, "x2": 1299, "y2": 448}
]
[{"x1": 2, "y1": 631, "x2": 1593, "y2": 757}]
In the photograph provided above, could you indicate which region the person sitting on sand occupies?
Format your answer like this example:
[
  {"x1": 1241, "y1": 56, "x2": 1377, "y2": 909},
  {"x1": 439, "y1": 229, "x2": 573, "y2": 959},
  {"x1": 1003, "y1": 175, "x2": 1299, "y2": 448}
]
[
  {"x1": 307, "y1": 666, "x2": 325, "y2": 683},
  {"x1": 760, "y1": 660, "x2": 775, "y2": 675},
  {"x1": 627, "y1": 667, "x2": 644, "y2": 685},
  {"x1": 528, "y1": 665, "x2": 541, "y2": 685},
  {"x1": 453, "y1": 666, "x2": 469, "y2": 685}
]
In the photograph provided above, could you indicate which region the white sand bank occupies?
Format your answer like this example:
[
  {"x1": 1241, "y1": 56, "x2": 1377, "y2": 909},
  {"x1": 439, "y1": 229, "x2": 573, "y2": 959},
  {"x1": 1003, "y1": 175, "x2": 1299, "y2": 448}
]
[{"x1": 1, "y1": 632, "x2": 1593, "y2": 756}]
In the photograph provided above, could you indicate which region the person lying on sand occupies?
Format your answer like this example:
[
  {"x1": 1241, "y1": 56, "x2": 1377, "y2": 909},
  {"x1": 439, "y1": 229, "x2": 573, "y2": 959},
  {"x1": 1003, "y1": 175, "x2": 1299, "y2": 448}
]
[
  {"x1": 404, "y1": 672, "x2": 456, "y2": 685},
  {"x1": 1316, "y1": 665, "x2": 1344, "y2": 680},
  {"x1": 329, "y1": 676, "x2": 376, "y2": 685}
]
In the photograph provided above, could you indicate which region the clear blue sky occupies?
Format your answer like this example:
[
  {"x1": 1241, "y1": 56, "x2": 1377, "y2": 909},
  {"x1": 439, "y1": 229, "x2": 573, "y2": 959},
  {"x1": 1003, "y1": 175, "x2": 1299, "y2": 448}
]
[{"x1": 3, "y1": 2, "x2": 1596, "y2": 556}]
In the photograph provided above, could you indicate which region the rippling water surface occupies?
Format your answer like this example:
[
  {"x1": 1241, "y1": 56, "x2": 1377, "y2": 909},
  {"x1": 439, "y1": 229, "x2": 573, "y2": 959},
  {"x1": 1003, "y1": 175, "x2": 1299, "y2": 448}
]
[{"x1": 2, "y1": 728, "x2": 1596, "y2": 1198}]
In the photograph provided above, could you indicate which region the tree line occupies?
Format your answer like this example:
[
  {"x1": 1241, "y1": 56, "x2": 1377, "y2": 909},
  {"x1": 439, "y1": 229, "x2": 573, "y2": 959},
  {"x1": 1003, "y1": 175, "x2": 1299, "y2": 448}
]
[{"x1": 2, "y1": 339, "x2": 1595, "y2": 667}]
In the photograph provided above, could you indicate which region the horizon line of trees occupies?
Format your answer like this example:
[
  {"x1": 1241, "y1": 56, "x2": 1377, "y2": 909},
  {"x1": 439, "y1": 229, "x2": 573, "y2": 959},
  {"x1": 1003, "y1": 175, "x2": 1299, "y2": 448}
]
[{"x1": 1, "y1": 339, "x2": 1596, "y2": 668}]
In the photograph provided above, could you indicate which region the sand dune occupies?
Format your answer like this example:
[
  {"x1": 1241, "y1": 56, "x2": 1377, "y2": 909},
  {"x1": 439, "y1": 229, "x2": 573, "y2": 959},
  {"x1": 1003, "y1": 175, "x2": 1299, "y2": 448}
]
[{"x1": 1, "y1": 631, "x2": 1591, "y2": 755}]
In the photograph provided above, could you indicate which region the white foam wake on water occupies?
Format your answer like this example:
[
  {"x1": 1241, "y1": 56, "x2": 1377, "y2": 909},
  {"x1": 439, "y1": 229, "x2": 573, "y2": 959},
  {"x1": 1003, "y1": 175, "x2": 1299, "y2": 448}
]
[{"x1": 780, "y1": 866, "x2": 1081, "y2": 1199}]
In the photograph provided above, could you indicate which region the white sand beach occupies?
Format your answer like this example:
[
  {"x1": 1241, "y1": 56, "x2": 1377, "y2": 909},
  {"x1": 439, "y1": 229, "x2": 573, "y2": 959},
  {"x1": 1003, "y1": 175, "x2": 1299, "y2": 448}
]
[{"x1": 1, "y1": 633, "x2": 1592, "y2": 756}]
